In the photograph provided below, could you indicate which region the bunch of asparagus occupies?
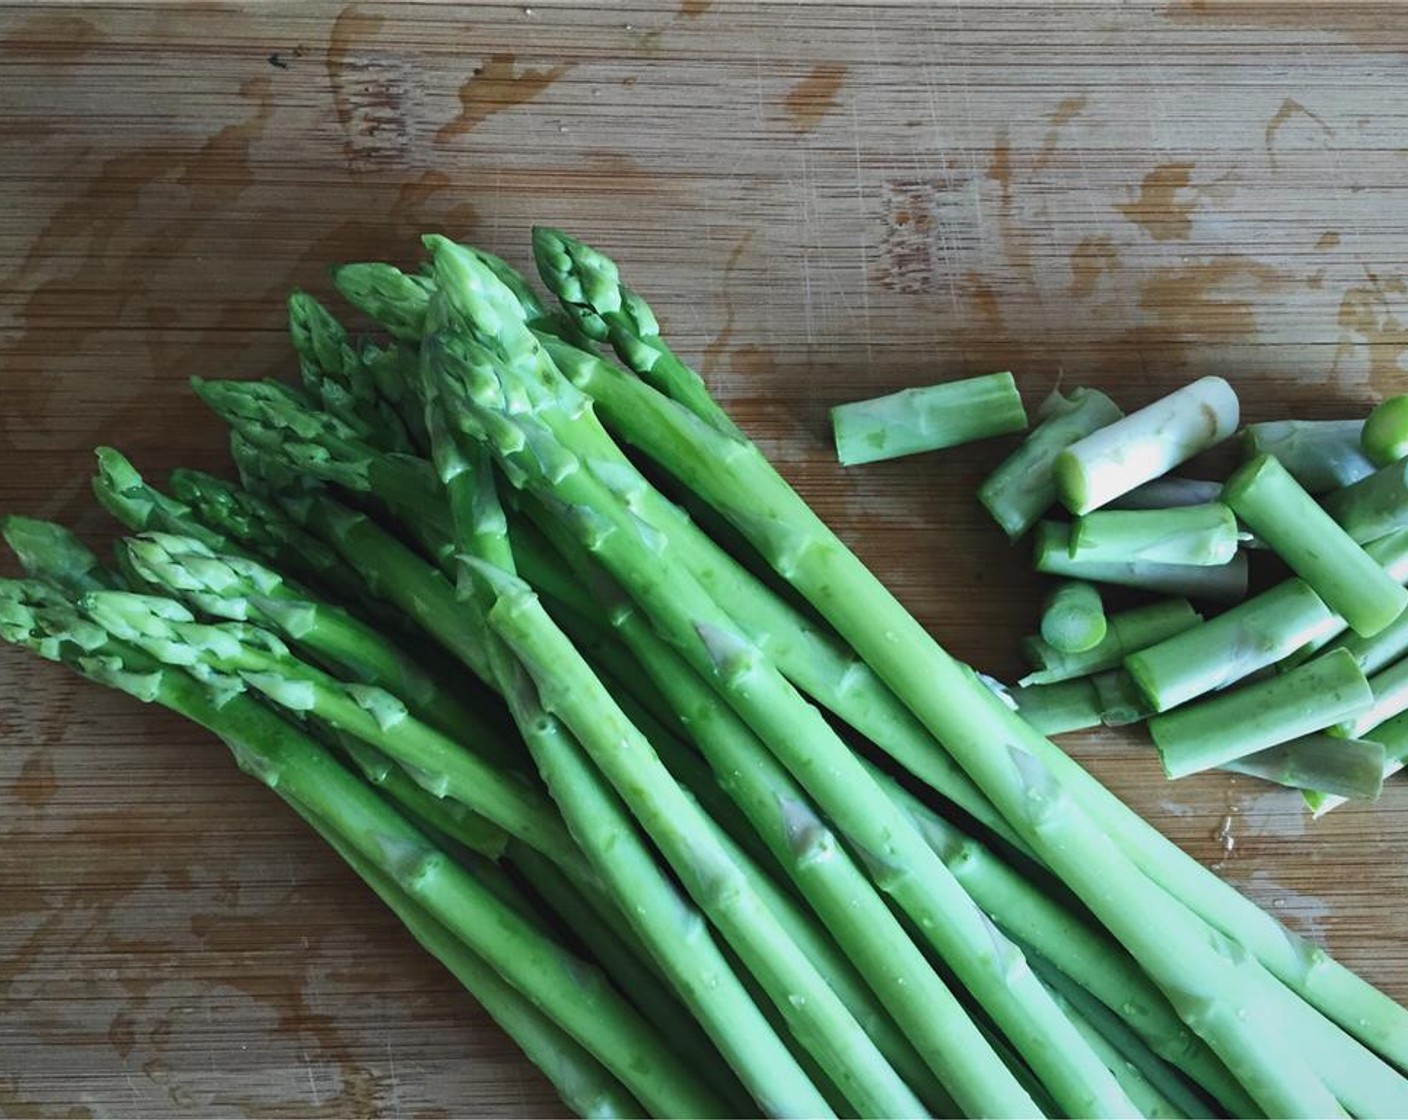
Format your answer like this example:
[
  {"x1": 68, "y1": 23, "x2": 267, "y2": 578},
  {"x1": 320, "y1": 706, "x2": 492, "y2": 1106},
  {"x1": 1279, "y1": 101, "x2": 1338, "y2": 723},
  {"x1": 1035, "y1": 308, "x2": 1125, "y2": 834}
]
[
  {"x1": 901, "y1": 363, "x2": 1408, "y2": 812},
  {"x1": 4, "y1": 229, "x2": 1408, "y2": 1118}
]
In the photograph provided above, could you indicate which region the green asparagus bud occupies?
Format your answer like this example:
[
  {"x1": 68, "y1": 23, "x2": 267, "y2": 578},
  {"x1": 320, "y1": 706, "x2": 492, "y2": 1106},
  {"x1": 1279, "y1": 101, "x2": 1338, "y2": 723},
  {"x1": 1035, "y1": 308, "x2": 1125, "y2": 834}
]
[
  {"x1": 331, "y1": 262, "x2": 431, "y2": 340},
  {"x1": 2, "y1": 516, "x2": 119, "y2": 593}
]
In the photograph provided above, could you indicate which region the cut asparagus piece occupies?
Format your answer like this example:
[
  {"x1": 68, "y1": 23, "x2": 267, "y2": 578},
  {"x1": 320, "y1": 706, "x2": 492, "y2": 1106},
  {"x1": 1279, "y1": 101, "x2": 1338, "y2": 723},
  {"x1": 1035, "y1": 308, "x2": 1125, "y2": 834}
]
[
  {"x1": 1322, "y1": 605, "x2": 1408, "y2": 676},
  {"x1": 1281, "y1": 527, "x2": 1408, "y2": 667},
  {"x1": 1020, "y1": 599, "x2": 1202, "y2": 686},
  {"x1": 1009, "y1": 671, "x2": 1151, "y2": 734},
  {"x1": 1321, "y1": 458, "x2": 1408, "y2": 544},
  {"x1": 0, "y1": 582, "x2": 722, "y2": 1119},
  {"x1": 1333, "y1": 654, "x2": 1408, "y2": 739},
  {"x1": 1242, "y1": 419, "x2": 1376, "y2": 494},
  {"x1": 552, "y1": 338, "x2": 1389, "y2": 1112},
  {"x1": 1, "y1": 516, "x2": 120, "y2": 593},
  {"x1": 1055, "y1": 377, "x2": 1239, "y2": 514},
  {"x1": 1222, "y1": 735, "x2": 1387, "y2": 800},
  {"x1": 1126, "y1": 578, "x2": 1339, "y2": 712},
  {"x1": 1364, "y1": 396, "x2": 1408, "y2": 466},
  {"x1": 1151, "y1": 648, "x2": 1373, "y2": 778},
  {"x1": 1309, "y1": 708, "x2": 1408, "y2": 815},
  {"x1": 1068, "y1": 503, "x2": 1239, "y2": 567},
  {"x1": 979, "y1": 387, "x2": 1123, "y2": 540},
  {"x1": 1040, "y1": 580, "x2": 1107, "y2": 653},
  {"x1": 1033, "y1": 522, "x2": 1248, "y2": 602},
  {"x1": 1225, "y1": 453, "x2": 1408, "y2": 637},
  {"x1": 1107, "y1": 476, "x2": 1224, "y2": 511},
  {"x1": 830, "y1": 372, "x2": 1028, "y2": 467}
]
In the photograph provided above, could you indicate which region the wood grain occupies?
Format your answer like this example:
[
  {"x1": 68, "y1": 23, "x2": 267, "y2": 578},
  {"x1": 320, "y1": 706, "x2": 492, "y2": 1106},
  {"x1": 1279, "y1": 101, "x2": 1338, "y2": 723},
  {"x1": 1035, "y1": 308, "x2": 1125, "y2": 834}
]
[{"x1": 2, "y1": 2, "x2": 1406, "y2": 1115}]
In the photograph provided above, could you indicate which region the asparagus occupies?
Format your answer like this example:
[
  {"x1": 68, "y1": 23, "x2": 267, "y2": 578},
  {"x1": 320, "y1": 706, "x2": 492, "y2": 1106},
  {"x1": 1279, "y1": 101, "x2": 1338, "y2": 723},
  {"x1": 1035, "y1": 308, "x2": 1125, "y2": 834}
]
[
  {"x1": 1107, "y1": 477, "x2": 1224, "y2": 511},
  {"x1": 0, "y1": 580, "x2": 722, "y2": 1119},
  {"x1": 1151, "y1": 649, "x2": 1373, "y2": 778},
  {"x1": 1040, "y1": 580, "x2": 1107, "y2": 653},
  {"x1": 1309, "y1": 707, "x2": 1408, "y2": 816},
  {"x1": 1126, "y1": 579, "x2": 1340, "y2": 711},
  {"x1": 426, "y1": 310, "x2": 1135, "y2": 1115},
  {"x1": 1321, "y1": 458, "x2": 1408, "y2": 544},
  {"x1": 360, "y1": 339, "x2": 432, "y2": 451},
  {"x1": 829, "y1": 372, "x2": 1028, "y2": 466},
  {"x1": 1225, "y1": 453, "x2": 1408, "y2": 636},
  {"x1": 1020, "y1": 599, "x2": 1202, "y2": 687},
  {"x1": 1243, "y1": 418, "x2": 1376, "y2": 493},
  {"x1": 1321, "y1": 605, "x2": 1408, "y2": 677},
  {"x1": 93, "y1": 447, "x2": 240, "y2": 553},
  {"x1": 521, "y1": 497, "x2": 1021, "y2": 1116},
  {"x1": 1333, "y1": 654, "x2": 1408, "y2": 739},
  {"x1": 1033, "y1": 521, "x2": 1248, "y2": 602},
  {"x1": 540, "y1": 318, "x2": 1388, "y2": 1113},
  {"x1": 978, "y1": 387, "x2": 1123, "y2": 539},
  {"x1": 1281, "y1": 527, "x2": 1408, "y2": 667},
  {"x1": 117, "y1": 531, "x2": 512, "y2": 761},
  {"x1": 1054, "y1": 378, "x2": 1240, "y2": 514},
  {"x1": 1068, "y1": 503, "x2": 1240, "y2": 567},
  {"x1": 1364, "y1": 396, "x2": 1408, "y2": 466},
  {"x1": 1009, "y1": 671, "x2": 1151, "y2": 735},
  {"x1": 1222, "y1": 734, "x2": 1387, "y2": 800},
  {"x1": 2, "y1": 516, "x2": 120, "y2": 593},
  {"x1": 332, "y1": 262, "x2": 431, "y2": 340}
]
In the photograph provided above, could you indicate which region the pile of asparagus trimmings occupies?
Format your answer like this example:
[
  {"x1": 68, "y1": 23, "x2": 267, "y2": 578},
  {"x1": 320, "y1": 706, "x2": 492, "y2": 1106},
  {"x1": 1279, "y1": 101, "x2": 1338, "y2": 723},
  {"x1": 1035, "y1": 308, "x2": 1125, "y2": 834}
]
[
  {"x1": 4, "y1": 232, "x2": 1408, "y2": 1120},
  {"x1": 834, "y1": 373, "x2": 1408, "y2": 812}
]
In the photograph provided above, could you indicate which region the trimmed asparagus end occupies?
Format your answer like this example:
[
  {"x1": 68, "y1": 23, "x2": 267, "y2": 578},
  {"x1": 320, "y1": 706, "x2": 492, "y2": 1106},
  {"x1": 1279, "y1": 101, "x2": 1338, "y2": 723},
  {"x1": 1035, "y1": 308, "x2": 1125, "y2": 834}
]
[{"x1": 1362, "y1": 396, "x2": 1408, "y2": 466}]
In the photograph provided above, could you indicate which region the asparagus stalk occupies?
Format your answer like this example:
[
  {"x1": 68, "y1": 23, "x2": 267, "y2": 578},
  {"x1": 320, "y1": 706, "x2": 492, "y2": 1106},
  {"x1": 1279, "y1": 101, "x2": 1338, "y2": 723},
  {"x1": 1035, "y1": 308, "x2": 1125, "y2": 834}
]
[
  {"x1": 1068, "y1": 503, "x2": 1240, "y2": 567},
  {"x1": 829, "y1": 372, "x2": 1028, "y2": 466},
  {"x1": 1222, "y1": 734, "x2": 1387, "y2": 800},
  {"x1": 332, "y1": 262, "x2": 432, "y2": 340},
  {"x1": 1107, "y1": 477, "x2": 1224, "y2": 511},
  {"x1": 1020, "y1": 599, "x2": 1202, "y2": 686},
  {"x1": 1126, "y1": 579, "x2": 1340, "y2": 711},
  {"x1": 544, "y1": 327, "x2": 1386, "y2": 1114},
  {"x1": 1151, "y1": 648, "x2": 1373, "y2": 778},
  {"x1": 1033, "y1": 521, "x2": 1248, "y2": 602},
  {"x1": 1333, "y1": 654, "x2": 1408, "y2": 739},
  {"x1": 0, "y1": 580, "x2": 722, "y2": 1119},
  {"x1": 1281, "y1": 527, "x2": 1408, "y2": 667},
  {"x1": 1225, "y1": 453, "x2": 1408, "y2": 636},
  {"x1": 290, "y1": 800, "x2": 645, "y2": 1120},
  {"x1": 978, "y1": 387, "x2": 1123, "y2": 539},
  {"x1": 1308, "y1": 708, "x2": 1408, "y2": 816},
  {"x1": 428, "y1": 317, "x2": 1135, "y2": 1115},
  {"x1": 1055, "y1": 378, "x2": 1240, "y2": 514},
  {"x1": 2, "y1": 516, "x2": 121, "y2": 592},
  {"x1": 1243, "y1": 418, "x2": 1376, "y2": 493},
  {"x1": 1040, "y1": 580, "x2": 1107, "y2": 653},
  {"x1": 521, "y1": 496, "x2": 1020, "y2": 1115},
  {"x1": 1008, "y1": 671, "x2": 1151, "y2": 735},
  {"x1": 1321, "y1": 605, "x2": 1408, "y2": 676},
  {"x1": 1363, "y1": 396, "x2": 1408, "y2": 466},
  {"x1": 93, "y1": 447, "x2": 241, "y2": 553},
  {"x1": 1321, "y1": 458, "x2": 1408, "y2": 544}
]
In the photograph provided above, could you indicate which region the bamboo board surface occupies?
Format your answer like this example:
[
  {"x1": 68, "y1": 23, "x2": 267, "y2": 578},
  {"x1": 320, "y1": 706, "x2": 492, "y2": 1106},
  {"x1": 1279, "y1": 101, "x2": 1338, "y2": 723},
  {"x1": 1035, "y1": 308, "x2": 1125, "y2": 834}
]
[{"x1": 1, "y1": 2, "x2": 1406, "y2": 1115}]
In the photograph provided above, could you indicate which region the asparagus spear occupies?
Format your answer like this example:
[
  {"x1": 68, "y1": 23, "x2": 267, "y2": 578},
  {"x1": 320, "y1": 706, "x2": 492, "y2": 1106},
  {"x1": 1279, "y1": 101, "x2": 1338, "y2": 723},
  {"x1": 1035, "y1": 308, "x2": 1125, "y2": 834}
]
[
  {"x1": 538, "y1": 316, "x2": 1385, "y2": 1113},
  {"x1": 433, "y1": 325, "x2": 1137, "y2": 1117},
  {"x1": 1222, "y1": 734, "x2": 1387, "y2": 800},
  {"x1": 1008, "y1": 671, "x2": 1151, "y2": 735},
  {"x1": 978, "y1": 387, "x2": 1123, "y2": 539},
  {"x1": 1126, "y1": 579, "x2": 1340, "y2": 712},
  {"x1": 829, "y1": 372, "x2": 1028, "y2": 466},
  {"x1": 1320, "y1": 605, "x2": 1408, "y2": 676},
  {"x1": 1308, "y1": 707, "x2": 1408, "y2": 815},
  {"x1": 1020, "y1": 599, "x2": 1201, "y2": 686},
  {"x1": 1055, "y1": 378, "x2": 1240, "y2": 514},
  {"x1": 1107, "y1": 477, "x2": 1224, "y2": 510},
  {"x1": 2, "y1": 516, "x2": 121, "y2": 592},
  {"x1": 1321, "y1": 458, "x2": 1408, "y2": 544},
  {"x1": 1040, "y1": 580, "x2": 1107, "y2": 653},
  {"x1": 1151, "y1": 648, "x2": 1373, "y2": 778},
  {"x1": 1280, "y1": 527, "x2": 1408, "y2": 667},
  {"x1": 1225, "y1": 453, "x2": 1408, "y2": 637},
  {"x1": 0, "y1": 579, "x2": 723, "y2": 1119},
  {"x1": 1243, "y1": 418, "x2": 1376, "y2": 493},
  {"x1": 332, "y1": 262, "x2": 432, "y2": 340},
  {"x1": 1333, "y1": 654, "x2": 1408, "y2": 739},
  {"x1": 1068, "y1": 503, "x2": 1240, "y2": 567},
  {"x1": 93, "y1": 447, "x2": 240, "y2": 553},
  {"x1": 1033, "y1": 521, "x2": 1249, "y2": 602},
  {"x1": 1363, "y1": 396, "x2": 1408, "y2": 466},
  {"x1": 520, "y1": 495, "x2": 1022, "y2": 1116}
]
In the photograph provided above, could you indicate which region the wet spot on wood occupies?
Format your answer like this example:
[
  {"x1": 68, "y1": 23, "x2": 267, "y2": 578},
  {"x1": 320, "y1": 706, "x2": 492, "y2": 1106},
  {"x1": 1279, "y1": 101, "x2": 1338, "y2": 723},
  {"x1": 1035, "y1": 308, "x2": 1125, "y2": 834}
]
[
  {"x1": 1264, "y1": 97, "x2": 1330, "y2": 170},
  {"x1": 12, "y1": 751, "x2": 57, "y2": 808},
  {"x1": 1334, "y1": 272, "x2": 1408, "y2": 395},
  {"x1": 701, "y1": 231, "x2": 756, "y2": 373},
  {"x1": 680, "y1": 0, "x2": 713, "y2": 17},
  {"x1": 1137, "y1": 256, "x2": 1290, "y2": 340},
  {"x1": 1117, "y1": 163, "x2": 1199, "y2": 241},
  {"x1": 1069, "y1": 235, "x2": 1119, "y2": 298},
  {"x1": 0, "y1": 13, "x2": 101, "y2": 60},
  {"x1": 1033, "y1": 95, "x2": 1089, "y2": 171},
  {"x1": 986, "y1": 132, "x2": 1013, "y2": 206},
  {"x1": 1317, "y1": 231, "x2": 1341, "y2": 250},
  {"x1": 327, "y1": 5, "x2": 417, "y2": 171},
  {"x1": 783, "y1": 64, "x2": 846, "y2": 132},
  {"x1": 435, "y1": 53, "x2": 573, "y2": 142}
]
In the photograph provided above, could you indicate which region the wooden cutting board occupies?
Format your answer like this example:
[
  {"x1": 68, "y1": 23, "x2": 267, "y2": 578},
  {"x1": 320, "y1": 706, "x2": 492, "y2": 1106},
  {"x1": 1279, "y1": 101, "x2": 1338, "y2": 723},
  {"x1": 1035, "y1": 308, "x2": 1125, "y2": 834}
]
[{"x1": 3, "y1": 2, "x2": 1406, "y2": 1115}]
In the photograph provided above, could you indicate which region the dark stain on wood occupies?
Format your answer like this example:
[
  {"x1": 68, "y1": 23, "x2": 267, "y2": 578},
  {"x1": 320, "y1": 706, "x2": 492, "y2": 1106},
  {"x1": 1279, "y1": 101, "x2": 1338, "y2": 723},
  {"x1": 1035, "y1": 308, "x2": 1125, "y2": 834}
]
[
  {"x1": 1317, "y1": 231, "x2": 1342, "y2": 250},
  {"x1": 0, "y1": 13, "x2": 101, "y2": 60},
  {"x1": 1137, "y1": 256, "x2": 1290, "y2": 339},
  {"x1": 783, "y1": 64, "x2": 846, "y2": 132},
  {"x1": 701, "y1": 231, "x2": 756, "y2": 374},
  {"x1": 1335, "y1": 271, "x2": 1408, "y2": 395},
  {"x1": 1264, "y1": 97, "x2": 1331, "y2": 170},
  {"x1": 436, "y1": 53, "x2": 573, "y2": 143},
  {"x1": 1118, "y1": 163, "x2": 1198, "y2": 241},
  {"x1": 326, "y1": 5, "x2": 418, "y2": 170},
  {"x1": 680, "y1": 0, "x2": 713, "y2": 16},
  {"x1": 12, "y1": 751, "x2": 58, "y2": 808},
  {"x1": 1069, "y1": 235, "x2": 1120, "y2": 298},
  {"x1": 1034, "y1": 95, "x2": 1089, "y2": 171}
]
